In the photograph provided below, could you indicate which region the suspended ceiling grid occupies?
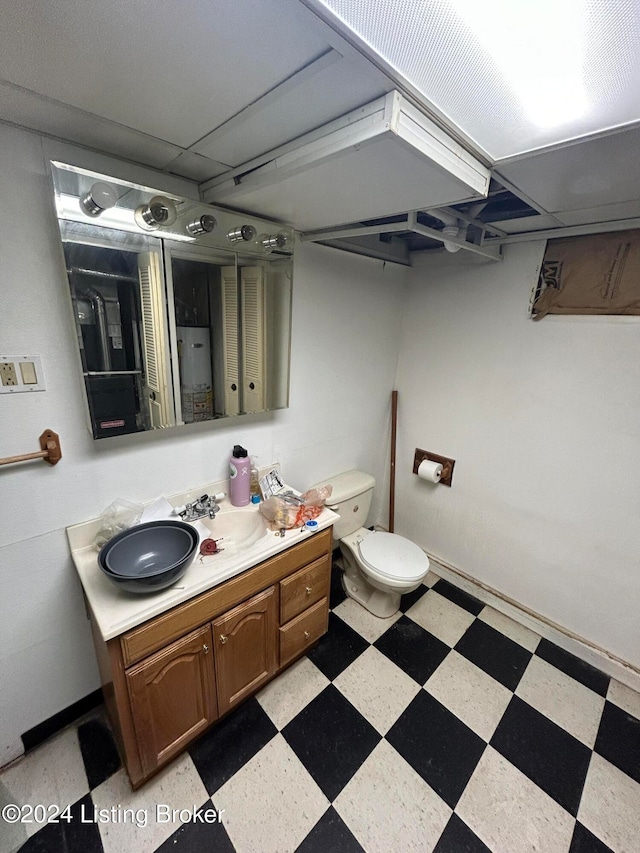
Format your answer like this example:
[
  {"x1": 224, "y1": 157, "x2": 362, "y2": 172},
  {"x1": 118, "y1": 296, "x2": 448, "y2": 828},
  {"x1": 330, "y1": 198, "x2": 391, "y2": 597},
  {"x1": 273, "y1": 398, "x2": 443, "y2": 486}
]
[{"x1": 1, "y1": 1, "x2": 639, "y2": 262}]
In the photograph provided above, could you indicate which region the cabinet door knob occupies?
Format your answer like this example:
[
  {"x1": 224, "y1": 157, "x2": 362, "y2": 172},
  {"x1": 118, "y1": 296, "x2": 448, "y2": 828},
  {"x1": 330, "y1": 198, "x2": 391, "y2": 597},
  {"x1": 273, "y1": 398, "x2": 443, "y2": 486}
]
[
  {"x1": 305, "y1": 586, "x2": 312, "y2": 595},
  {"x1": 203, "y1": 644, "x2": 209, "y2": 654},
  {"x1": 304, "y1": 630, "x2": 310, "y2": 639},
  {"x1": 219, "y1": 634, "x2": 228, "y2": 644}
]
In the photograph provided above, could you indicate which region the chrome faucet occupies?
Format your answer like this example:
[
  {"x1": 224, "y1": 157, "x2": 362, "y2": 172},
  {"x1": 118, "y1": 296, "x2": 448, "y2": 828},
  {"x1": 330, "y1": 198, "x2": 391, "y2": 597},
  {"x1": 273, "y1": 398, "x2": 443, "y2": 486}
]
[{"x1": 176, "y1": 494, "x2": 222, "y2": 522}]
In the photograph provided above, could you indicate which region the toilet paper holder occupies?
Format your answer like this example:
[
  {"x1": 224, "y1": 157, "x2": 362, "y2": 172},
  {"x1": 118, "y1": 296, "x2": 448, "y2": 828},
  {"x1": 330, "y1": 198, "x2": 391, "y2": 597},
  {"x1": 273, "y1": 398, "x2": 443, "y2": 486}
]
[{"x1": 413, "y1": 449, "x2": 455, "y2": 487}]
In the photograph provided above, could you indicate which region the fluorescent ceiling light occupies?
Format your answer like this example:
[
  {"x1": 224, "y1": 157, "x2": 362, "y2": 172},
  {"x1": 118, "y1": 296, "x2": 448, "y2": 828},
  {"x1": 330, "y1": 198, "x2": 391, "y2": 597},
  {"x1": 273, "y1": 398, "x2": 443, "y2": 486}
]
[
  {"x1": 450, "y1": 0, "x2": 588, "y2": 128},
  {"x1": 310, "y1": 0, "x2": 640, "y2": 160}
]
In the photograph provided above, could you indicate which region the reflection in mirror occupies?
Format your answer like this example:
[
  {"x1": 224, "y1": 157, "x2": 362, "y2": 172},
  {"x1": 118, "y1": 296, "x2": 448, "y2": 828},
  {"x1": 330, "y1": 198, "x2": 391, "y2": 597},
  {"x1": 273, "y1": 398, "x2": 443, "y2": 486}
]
[
  {"x1": 62, "y1": 229, "x2": 174, "y2": 437},
  {"x1": 167, "y1": 249, "x2": 292, "y2": 422},
  {"x1": 51, "y1": 162, "x2": 294, "y2": 439}
]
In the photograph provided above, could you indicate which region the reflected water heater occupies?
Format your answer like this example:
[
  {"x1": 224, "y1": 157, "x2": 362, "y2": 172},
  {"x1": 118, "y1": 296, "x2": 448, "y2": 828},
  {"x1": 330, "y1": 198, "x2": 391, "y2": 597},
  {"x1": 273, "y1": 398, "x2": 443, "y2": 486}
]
[{"x1": 177, "y1": 326, "x2": 213, "y2": 422}]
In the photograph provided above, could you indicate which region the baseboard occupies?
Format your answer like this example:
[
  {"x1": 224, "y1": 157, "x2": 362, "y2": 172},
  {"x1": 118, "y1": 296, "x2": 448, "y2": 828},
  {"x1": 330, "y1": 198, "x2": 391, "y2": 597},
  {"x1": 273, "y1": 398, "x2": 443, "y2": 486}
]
[
  {"x1": 21, "y1": 688, "x2": 103, "y2": 754},
  {"x1": 428, "y1": 553, "x2": 640, "y2": 694}
]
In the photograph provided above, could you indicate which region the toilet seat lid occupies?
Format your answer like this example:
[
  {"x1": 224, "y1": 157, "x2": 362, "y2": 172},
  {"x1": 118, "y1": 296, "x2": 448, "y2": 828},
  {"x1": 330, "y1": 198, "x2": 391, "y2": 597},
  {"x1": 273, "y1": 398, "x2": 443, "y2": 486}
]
[{"x1": 358, "y1": 532, "x2": 429, "y2": 582}]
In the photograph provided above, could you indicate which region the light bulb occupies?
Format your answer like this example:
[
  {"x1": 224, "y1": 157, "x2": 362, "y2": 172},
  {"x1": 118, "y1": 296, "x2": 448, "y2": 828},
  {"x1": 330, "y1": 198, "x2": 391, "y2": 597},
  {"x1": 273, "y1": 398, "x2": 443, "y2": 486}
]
[
  {"x1": 134, "y1": 196, "x2": 178, "y2": 230},
  {"x1": 186, "y1": 214, "x2": 216, "y2": 236},
  {"x1": 227, "y1": 224, "x2": 257, "y2": 243},
  {"x1": 258, "y1": 232, "x2": 288, "y2": 253},
  {"x1": 79, "y1": 182, "x2": 117, "y2": 217}
]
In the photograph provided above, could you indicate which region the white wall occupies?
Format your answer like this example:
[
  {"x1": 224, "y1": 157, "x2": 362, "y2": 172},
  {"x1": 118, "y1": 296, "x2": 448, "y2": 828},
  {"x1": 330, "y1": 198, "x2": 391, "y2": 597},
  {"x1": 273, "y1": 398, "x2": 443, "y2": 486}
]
[
  {"x1": 0, "y1": 123, "x2": 407, "y2": 763},
  {"x1": 11, "y1": 114, "x2": 638, "y2": 766},
  {"x1": 394, "y1": 242, "x2": 640, "y2": 668}
]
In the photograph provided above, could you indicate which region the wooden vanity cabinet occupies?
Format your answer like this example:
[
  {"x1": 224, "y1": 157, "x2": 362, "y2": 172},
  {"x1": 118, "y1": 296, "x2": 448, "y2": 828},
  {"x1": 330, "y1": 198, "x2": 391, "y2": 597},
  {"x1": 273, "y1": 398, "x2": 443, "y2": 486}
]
[
  {"x1": 92, "y1": 527, "x2": 332, "y2": 788},
  {"x1": 213, "y1": 586, "x2": 278, "y2": 715},
  {"x1": 126, "y1": 624, "x2": 217, "y2": 777}
]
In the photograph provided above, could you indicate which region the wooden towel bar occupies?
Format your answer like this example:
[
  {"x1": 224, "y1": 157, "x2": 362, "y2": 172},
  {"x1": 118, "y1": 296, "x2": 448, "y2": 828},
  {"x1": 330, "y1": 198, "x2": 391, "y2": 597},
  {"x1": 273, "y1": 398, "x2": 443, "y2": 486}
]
[{"x1": 0, "y1": 429, "x2": 62, "y2": 467}]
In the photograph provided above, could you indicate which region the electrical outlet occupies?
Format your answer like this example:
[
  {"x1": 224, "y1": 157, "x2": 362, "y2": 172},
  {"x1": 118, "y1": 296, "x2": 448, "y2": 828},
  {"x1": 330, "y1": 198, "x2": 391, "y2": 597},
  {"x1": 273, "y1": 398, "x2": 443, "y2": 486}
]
[
  {"x1": 0, "y1": 356, "x2": 45, "y2": 393},
  {"x1": 1, "y1": 362, "x2": 18, "y2": 386}
]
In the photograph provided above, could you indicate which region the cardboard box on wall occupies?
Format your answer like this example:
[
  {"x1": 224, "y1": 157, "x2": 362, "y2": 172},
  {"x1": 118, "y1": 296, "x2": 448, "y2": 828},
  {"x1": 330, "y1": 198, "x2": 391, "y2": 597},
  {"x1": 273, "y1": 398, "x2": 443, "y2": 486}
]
[{"x1": 533, "y1": 229, "x2": 640, "y2": 319}]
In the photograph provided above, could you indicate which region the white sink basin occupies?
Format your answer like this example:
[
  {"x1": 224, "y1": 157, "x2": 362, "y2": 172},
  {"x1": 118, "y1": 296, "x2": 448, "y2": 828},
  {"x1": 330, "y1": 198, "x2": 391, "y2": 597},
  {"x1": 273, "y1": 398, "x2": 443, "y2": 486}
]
[{"x1": 199, "y1": 508, "x2": 269, "y2": 555}]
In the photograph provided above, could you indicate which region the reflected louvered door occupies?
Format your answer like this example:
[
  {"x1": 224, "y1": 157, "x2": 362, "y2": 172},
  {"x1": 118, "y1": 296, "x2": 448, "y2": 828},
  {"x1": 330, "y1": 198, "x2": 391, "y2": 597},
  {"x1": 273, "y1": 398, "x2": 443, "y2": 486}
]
[
  {"x1": 241, "y1": 266, "x2": 266, "y2": 413},
  {"x1": 221, "y1": 265, "x2": 240, "y2": 415},
  {"x1": 138, "y1": 251, "x2": 172, "y2": 428}
]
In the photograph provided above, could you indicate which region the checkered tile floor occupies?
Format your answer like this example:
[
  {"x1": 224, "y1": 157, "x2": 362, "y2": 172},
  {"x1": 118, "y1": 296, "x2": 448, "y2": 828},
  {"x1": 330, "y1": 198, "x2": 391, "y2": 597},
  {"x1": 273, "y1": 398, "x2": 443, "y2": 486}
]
[{"x1": 3, "y1": 566, "x2": 640, "y2": 853}]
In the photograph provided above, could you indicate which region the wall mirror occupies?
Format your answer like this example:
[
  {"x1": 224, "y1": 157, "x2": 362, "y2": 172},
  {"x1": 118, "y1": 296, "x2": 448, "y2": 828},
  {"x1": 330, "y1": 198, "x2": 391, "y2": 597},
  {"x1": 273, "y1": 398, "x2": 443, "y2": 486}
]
[{"x1": 50, "y1": 162, "x2": 294, "y2": 439}]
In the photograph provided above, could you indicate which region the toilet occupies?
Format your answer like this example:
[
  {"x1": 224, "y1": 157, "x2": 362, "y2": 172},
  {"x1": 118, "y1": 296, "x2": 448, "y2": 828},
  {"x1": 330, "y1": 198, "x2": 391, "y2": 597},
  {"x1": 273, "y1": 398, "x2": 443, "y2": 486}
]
[{"x1": 316, "y1": 470, "x2": 430, "y2": 618}]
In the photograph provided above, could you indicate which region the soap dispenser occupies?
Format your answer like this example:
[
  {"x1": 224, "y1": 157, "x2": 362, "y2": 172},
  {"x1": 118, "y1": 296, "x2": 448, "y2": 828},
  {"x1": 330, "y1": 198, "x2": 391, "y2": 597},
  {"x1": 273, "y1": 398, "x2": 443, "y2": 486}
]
[{"x1": 229, "y1": 445, "x2": 251, "y2": 506}]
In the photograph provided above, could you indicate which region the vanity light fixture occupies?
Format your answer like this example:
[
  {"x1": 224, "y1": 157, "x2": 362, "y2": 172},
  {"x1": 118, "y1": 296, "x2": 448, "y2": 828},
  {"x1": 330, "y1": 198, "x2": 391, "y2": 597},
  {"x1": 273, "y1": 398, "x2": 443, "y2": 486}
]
[
  {"x1": 227, "y1": 224, "x2": 257, "y2": 243},
  {"x1": 79, "y1": 182, "x2": 118, "y2": 217},
  {"x1": 134, "y1": 196, "x2": 178, "y2": 230},
  {"x1": 186, "y1": 214, "x2": 216, "y2": 236}
]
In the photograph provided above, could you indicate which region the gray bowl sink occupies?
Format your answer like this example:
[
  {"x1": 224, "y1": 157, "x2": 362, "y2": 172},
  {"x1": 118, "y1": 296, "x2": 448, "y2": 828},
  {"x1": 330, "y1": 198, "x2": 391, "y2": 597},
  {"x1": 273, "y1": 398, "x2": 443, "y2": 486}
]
[{"x1": 98, "y1": 520, "x2": 198, "y2": 593}]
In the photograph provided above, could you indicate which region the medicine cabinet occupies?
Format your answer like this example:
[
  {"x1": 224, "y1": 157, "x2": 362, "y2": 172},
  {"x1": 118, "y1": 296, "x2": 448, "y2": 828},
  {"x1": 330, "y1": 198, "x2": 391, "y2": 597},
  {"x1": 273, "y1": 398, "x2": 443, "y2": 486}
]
[{"x1": 51, "y1": 162, "x2": 294, "y2": 439}]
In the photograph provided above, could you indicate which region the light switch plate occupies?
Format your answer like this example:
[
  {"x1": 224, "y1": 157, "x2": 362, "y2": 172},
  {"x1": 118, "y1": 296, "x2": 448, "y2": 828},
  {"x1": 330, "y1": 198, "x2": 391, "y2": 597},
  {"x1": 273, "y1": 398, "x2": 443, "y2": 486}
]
[{"x1": 0, "y1": 356, "x2": 45, "y2": 393}]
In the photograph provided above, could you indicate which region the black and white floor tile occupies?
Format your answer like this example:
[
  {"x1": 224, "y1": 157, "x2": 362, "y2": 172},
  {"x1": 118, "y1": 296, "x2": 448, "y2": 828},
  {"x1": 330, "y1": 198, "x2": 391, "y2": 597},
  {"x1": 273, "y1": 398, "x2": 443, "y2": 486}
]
[{"x1": 2, "y1": 567, "x2": 640, "y2": 853}]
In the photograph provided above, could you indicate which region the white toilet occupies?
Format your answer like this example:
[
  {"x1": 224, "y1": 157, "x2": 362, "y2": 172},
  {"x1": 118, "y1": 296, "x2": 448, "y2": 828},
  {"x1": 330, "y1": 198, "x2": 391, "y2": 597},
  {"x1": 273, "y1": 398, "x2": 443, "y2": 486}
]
[{"x1": 316, "y1": 470, "x2": 430, "y2": 618}]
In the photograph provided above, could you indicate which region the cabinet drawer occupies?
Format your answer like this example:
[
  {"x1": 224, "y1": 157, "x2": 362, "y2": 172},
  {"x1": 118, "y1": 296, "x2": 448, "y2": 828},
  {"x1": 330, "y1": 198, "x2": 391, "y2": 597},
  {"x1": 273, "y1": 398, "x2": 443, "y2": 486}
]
[
  {"x1": 279, "y1": 598, "x2": 328, "y2": 667},
  {"x1": 279, "y1": 556, "x2": 331, "y2": 625}
]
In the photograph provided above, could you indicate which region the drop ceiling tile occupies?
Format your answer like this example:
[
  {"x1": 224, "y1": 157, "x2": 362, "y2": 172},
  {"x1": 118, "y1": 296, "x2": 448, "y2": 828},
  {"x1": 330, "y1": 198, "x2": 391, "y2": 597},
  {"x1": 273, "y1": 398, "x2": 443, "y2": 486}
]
[
  {"x1": 497, "y1": 126, "x2": 640, "y2": 215},
  {"x1": 554, "y1": 200, "x2": 640, "y2": 227},
  {"x1": 490, "y1": 214, "x2": 562, "y2": 234},
  {"x1": 194, "y1": 51, "x2": 387, "y2": 167},
  {"x1": 0, "y1": 0, "x2": 337, "y2": 147},
  {"x1": 209, "y1": 134, "x2": 487, "y2": 230},
  {"x1": 0, "y1": 80, "x2": 182, "y2": 170},
  {"x1": 163, "y1": 151, "x2": 230, "y2": 183}
]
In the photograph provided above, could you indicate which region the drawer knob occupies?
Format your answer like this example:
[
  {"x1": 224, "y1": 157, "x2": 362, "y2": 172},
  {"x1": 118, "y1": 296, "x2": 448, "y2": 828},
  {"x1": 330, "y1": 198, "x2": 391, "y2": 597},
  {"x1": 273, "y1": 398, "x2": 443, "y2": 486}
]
[
  {"x1": 304, "y1": 630, "x2": 311, "y2": 639},
  {"x1": 219, "y1": 634, "x2": 228, "y2": 644},
  {"x1": 305, "y1": 586, "x2": 312, "y2": 595},
  {"x1": 203, "y1": 644, "x2": 209, "y2": 654}
]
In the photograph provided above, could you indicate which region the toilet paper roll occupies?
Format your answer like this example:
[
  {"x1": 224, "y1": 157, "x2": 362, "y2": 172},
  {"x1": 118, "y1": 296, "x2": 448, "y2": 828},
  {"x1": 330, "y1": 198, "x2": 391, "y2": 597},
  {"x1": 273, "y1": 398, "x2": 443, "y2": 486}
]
[{"x1": 417, "y1": 459, "x2": 443, "y2": 483}]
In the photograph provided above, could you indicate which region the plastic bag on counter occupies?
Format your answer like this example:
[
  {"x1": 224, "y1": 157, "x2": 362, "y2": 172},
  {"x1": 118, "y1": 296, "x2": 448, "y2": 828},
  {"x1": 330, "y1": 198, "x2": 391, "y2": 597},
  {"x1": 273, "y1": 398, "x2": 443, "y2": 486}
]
[
  {"x1": 300, "y1": 485, "x2": 332, "y2": 507},
  {"x1": 94, "y1": 499, "x2": 143, "y2": 550},
  {"x1": 259, "y1": 485, "x2": 332, "y2": 530}
]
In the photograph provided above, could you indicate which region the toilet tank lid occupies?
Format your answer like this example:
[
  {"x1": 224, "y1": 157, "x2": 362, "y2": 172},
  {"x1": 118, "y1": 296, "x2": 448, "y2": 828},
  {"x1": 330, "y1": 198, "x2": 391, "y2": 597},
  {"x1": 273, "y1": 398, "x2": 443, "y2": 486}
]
[{"x1": 313, "y1": 470, "x2": 375, "y2": 504}]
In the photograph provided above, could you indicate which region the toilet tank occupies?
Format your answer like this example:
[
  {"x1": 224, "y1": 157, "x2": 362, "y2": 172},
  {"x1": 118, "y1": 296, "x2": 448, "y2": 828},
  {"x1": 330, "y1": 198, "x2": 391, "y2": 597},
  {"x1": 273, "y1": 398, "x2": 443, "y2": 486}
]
[{"x1": 314, "y1": 470, "x2": 375, "y2": 540}]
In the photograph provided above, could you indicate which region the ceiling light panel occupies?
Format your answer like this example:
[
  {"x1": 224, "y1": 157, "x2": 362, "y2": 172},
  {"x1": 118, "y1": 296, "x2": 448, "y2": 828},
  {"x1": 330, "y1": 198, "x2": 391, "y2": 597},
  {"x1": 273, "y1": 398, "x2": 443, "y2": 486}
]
[{"x1": 311, "y1": 0, "x2": 640, "y2": 160}]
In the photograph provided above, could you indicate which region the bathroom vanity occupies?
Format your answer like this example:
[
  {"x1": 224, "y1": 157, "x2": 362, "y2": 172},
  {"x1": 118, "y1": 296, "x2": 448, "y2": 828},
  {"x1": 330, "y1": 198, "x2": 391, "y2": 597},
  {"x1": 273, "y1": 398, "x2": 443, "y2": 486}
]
[{"x1": 68, "y1": 499, "x2": 337, "y2": 788}]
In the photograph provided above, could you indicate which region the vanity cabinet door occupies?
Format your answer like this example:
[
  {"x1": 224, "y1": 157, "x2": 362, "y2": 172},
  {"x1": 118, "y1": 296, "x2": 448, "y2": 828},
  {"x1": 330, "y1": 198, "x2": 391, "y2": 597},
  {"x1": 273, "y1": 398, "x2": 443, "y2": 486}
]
[
  {"x1": 127, "y1": 624, "x2": 217, "y2": 776},
  {"x1": 213, "y1": 586, "x2": 278, "y2": 715}
]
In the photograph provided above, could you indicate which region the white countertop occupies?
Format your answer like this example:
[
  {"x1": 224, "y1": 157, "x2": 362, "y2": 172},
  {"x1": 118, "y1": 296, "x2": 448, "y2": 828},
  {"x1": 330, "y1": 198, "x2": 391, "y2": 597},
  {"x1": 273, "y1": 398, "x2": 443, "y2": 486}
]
[{"x1": 67, "y1": 490, "x2": 339, "y2": 642}]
